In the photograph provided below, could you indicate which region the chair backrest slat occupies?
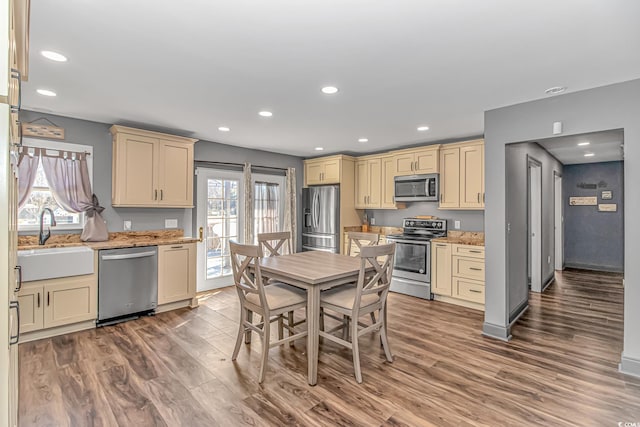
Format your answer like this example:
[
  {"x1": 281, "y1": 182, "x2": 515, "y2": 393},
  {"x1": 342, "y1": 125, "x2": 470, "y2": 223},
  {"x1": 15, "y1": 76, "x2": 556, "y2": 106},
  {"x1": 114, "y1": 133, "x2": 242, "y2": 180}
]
[
  {"x1": 354, "y1": 243, "x2": 395, "y2": 308},
  {"x1": 230, "y1": 241, "x2": 267, "y2": 304},
  {"x1": 258, "y1": 231, "x2": 292, "y2": 257},
  {"x1": 347, "y1": 231, "x2": 380, "y2": 256}
]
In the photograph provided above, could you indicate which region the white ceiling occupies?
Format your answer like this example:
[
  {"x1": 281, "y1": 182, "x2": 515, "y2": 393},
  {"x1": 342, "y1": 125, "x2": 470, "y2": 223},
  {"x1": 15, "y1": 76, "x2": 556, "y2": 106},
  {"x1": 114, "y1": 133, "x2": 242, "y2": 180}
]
[
  {"x1": 536, "y1": 129, "x2": 624, "y2": 165},
  {"x1": 22, "y1": 0, "x2": 640, "y2": 157}
]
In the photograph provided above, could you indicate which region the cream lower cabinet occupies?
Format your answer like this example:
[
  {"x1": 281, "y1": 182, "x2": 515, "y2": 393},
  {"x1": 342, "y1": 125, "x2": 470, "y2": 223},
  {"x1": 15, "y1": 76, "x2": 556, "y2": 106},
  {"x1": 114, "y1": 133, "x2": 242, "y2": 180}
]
[
  {"x1": 17, "y1": 274, "x2": 97, "y2": 334},
  {"x1": 111, "y1": 125, "x2": 198, "y2": 208},
  {"x1": 158, "y1": 243, "x2": 196, "y2": 305},
  {"x1": 439, "y1": 139, "x2": 484, "y2": 209},
  {"x1": 431, "y1": 242, "x2": 485, "y2": 309}
]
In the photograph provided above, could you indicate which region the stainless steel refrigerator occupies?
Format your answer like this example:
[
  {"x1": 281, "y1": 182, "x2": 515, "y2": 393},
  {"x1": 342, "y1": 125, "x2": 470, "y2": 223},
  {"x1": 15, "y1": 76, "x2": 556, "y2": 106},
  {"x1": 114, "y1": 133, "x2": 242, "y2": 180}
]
[{"x1": 302, "y1": 185, "x2": 340, "y2": 253}]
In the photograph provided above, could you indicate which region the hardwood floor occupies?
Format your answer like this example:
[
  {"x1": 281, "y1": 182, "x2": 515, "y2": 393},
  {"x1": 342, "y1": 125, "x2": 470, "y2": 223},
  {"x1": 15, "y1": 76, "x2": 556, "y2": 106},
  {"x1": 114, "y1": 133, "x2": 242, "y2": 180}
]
[{"x1": 19, "y1": 268, "x2": 640, "y2": 426}]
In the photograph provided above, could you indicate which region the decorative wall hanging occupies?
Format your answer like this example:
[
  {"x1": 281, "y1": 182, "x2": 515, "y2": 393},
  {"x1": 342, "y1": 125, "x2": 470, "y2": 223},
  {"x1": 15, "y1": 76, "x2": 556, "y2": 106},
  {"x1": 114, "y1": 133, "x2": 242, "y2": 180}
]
[{"x1": 21, "y1": 117, "x2": 65, "y2": 140}]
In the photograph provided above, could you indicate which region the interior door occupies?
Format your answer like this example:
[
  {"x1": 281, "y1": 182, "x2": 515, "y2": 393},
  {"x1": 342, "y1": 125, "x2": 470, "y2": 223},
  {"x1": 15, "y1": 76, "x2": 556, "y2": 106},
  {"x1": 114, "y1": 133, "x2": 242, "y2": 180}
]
[
  {"x1": 196, "y1": 168, "x2": 244, "y2": 291},
  {"x1": 554, "y1": 173, "x2": 564, "y2": 270},
  {"x1": 529, "y1": 162, "x2": 542, "y2": 292}
]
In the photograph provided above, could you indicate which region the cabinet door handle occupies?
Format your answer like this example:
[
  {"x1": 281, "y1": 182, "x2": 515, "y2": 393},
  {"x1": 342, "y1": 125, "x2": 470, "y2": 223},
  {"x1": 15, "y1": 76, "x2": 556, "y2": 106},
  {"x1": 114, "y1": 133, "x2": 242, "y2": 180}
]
[
  {"x1": 470, "y1": 267, "x2": 483, "y2": 271},
  {"x1": 469, "y1": 250, "x2": 482, "y2": 253},
  {"x1": 170, "y1": 245, "x2": 183, "y2": 249},
  {"x1": 155, "y1": 189, "x2": 158, "y2": 200},
  {"x1": 10, "y1": 69, "x2": 21, "y2": 112},
  {"x1": 160, "y1": 189, "x2": 163, "y2": 201},
  {"x1": 414, "y1": 161, "x2": 418, "y2": 171},
  {"x1": 9, "y1": 301, "x2": 20, "y2": 345},
  {"x1": 469, "y1": 289, "x2": 482, "y2": 294},
  {"x1": 47, "y1": 292, "x2": 50, "y2": 306},
  {"x1": 436, "y1": 244, "x2": 447, "y2": 247},
  {"x1": 440, "y1": 193, "x2": 443, "y2": 203},
  {"x1": 483, "y1": 193, "x2": 485, "y2": 203},
  {"x1": 37, "y1": 292, "x2": 40, "y2": 308},
  {"x1": 12, "y1": 119, "x2": 22, "y2": 148},
  {"x1": 14, "y1": 265, "x2": 22, "y2": 292},
  {"x1": 477, "y1": 192, "x2": 480, "y2": 202}
]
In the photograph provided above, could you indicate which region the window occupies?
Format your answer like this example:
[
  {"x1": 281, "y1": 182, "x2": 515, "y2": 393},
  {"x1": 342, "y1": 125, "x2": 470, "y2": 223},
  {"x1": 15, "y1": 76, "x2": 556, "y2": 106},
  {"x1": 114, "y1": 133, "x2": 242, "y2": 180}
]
[
  {"x1": 252, "y1": 174, "x2": 285, "y2": 244},
  {"x1": 18, "y1": 139, "x2": 93, "y2": 231},
  {"x1": 206, "y1": 178, "x2": 239, "y2": 279}
]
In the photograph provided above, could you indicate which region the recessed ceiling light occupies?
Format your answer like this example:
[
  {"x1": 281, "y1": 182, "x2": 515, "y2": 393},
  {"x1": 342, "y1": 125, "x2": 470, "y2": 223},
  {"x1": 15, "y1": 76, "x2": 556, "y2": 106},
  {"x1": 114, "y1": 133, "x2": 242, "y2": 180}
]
[
  {"x1": 321, "y1": 86, "x2": 339, "y2": 95},
  {"x1": 358, "y1": 138, "x2": 368, "y2": 143},
  {"x1": 218, "y1": 126, "x2": 230, "y2": 132},
  {"x1": 578, "y1": 142, "x2": 590, "y2": 146},
  {"x1": 258, "y1": 111, "x2": 273, "y2": 117},
  {"x1": 41, "y1": 50, "x2": 68, "y2": 62},
  {"x1": 417, "y1": 126, "x2": 430, "y2": 131},
  {"x1": 36, "y1": 89, "x2": 57, "y2": 97},
  {"x1": 314, "y1": 147, "x2": 324, "y2": 151},
  {"x1": 545, "y1": 86, "x2": 566, "y2": 95},
  {"x1": 584, "y1": 153, "x2": 595, "y2": 157}
]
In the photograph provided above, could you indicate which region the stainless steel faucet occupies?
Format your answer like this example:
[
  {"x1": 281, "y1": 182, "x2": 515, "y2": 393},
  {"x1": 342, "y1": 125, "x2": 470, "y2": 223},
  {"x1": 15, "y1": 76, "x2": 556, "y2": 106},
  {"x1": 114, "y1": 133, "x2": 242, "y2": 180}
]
[{"x1": 39, "y1": 208, "x2": 57, "y2": 245}]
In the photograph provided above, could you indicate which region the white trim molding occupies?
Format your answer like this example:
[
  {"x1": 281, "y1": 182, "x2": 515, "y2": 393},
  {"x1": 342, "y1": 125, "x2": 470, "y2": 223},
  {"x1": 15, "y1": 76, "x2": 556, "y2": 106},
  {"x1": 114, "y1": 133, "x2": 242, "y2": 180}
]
[{"x1": 620, "y1": 353, "x2": 640, "y2": 378}]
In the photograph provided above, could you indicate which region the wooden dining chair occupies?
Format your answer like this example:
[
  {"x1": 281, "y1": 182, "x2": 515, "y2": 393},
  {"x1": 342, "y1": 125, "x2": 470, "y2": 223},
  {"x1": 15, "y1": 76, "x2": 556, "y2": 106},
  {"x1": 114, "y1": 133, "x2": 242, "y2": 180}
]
[
  {"x1": 319, "y1": 242, "x2": 395, "y2": 383},
  {"x1": 257, "y1": 231, "x2": 303, "y2": 342},
  {"x1": 346, "y1": 231, "x2": 380, "y2": 256},
  {"x1": 258, "y1": 231, "x2": 292, "y2": 257},
  {"x1": 230, "y1": 241, "x2": 308, "y2": 383}
]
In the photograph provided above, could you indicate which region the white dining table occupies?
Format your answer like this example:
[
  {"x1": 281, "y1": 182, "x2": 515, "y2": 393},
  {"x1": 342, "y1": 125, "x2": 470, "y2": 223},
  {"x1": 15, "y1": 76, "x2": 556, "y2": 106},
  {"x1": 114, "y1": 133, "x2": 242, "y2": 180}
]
[{"x1": 258, "y1": 250, "x2": 368, "y2": 386}]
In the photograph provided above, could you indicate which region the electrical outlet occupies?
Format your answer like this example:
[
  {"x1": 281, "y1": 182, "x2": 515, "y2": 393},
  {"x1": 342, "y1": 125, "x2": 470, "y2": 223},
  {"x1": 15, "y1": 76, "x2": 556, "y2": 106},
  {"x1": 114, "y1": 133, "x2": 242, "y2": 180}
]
[
  {"x1": 165, "y1": 219, "x2": 178, "y2": 229},
  {"x1": 548, "y1": 255, "x2": 551, "y2": 264},
  {"x1": 454, "y1": 220, "x2": 461, "y2": 229},
  {"x1": 123, "y1": 220, "x2": 132, "y2": 231},
  {"x1": 370, "y1": 217, "x2": 376, "y2": 225}
]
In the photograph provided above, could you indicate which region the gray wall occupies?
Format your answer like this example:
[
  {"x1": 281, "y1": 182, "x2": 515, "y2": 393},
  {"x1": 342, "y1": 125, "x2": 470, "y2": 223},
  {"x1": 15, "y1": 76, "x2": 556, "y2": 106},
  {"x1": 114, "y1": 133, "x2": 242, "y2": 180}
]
[
  {"x1": 367, "y1": 203, "x2": 484, "y2": 231},
  {"x1": 19, "y1": 111, "x2": 303, "y2": 247},
  {"x1": 505, "y1": 142, "x2": 562, "y2": 321},
  {"x1": 563, "y1": 161, "x2": 624, "y2": 272},
  {"x1": 483, "y1": 78, "x2": 640, "y2": 377}
]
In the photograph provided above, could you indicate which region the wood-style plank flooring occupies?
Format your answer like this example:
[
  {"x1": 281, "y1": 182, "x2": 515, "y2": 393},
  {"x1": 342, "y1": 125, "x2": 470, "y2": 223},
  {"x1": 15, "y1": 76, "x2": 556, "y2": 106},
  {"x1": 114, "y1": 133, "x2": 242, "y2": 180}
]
[{"x1": 19, "y1": 268, "x2": 640, "y2": 426}]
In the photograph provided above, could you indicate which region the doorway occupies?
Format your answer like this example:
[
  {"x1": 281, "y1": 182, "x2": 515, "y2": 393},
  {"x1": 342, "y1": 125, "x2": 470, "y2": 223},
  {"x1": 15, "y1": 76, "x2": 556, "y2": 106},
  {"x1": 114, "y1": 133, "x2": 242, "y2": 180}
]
[
  {"x1": 554, "y1": 173, "x2": 563, "y2": 270},
  {"x1": 196, "y1": 168, "x2": 244, "y2": 291},
  {"x1": 528, "y1": 158, "x2": 542, "y2": 293}
]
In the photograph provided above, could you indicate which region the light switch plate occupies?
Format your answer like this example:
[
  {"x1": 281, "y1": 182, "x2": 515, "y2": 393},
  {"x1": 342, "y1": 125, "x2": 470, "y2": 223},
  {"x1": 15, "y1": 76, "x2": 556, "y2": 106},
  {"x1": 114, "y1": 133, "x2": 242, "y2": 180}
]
[
  {"x1": 165, "y1": 219, "x2": 178, "y2": 229},
  {"x1": 454, "y1": 220, "x2": 461, "y2": 229},
  {"x1": 123, "y1": 220, "x2": 132, "y2": 231}
]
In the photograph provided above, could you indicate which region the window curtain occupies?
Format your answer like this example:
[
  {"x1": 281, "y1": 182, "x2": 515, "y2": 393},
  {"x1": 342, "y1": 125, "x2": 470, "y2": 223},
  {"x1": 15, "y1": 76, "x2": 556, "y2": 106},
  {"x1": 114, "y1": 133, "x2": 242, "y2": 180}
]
[
  {"x1": 283, "y1": 167, "x2": 297, "y2": 253},
  {"x1": 40, "y1": 151, "x2": 93, "y2": 213},
  {"x1": 254, "y1": 181, "x2": 280, "y2": 240},
  {"x1": 17, "y1": 148, "x2": 41, "y2": 209},
  {"x1": 243, "y1": 162, "x2": 253, "y2": 244}
]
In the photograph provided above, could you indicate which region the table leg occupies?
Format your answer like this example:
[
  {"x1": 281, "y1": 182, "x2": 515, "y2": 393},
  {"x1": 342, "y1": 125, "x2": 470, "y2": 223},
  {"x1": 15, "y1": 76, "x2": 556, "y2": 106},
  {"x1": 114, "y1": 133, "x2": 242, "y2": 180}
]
[{"x1": 307, "y1": 287, "x2": 320, "y2": 386}]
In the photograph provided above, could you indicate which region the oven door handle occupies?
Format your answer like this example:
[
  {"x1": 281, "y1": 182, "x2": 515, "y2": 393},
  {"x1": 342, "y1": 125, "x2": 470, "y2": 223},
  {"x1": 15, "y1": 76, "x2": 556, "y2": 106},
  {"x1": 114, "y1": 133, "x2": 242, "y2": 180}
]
[{"x1": 385, "y1": 238, "x2": 429, "y2": 245}]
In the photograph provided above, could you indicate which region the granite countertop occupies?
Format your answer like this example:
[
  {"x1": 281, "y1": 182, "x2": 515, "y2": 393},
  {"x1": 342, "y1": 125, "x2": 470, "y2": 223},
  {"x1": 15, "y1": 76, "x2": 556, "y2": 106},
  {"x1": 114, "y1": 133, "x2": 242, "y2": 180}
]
[
  {"x1": 431, "y1": 231, "x2": 485, "y2": 247},
  {"x1": 343, "y1": 225, "x2": 403, "y2": 236},
  {"x1": 18, "y1": 230, "x2": 198, "y2": 251}
]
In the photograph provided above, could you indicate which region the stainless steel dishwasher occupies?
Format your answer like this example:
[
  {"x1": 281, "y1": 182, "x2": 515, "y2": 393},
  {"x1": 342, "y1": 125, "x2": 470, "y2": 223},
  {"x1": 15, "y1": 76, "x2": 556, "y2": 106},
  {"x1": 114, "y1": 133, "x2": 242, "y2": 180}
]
[{"x1": 98, "y1": 246, "x2": 158, "y2": 325}]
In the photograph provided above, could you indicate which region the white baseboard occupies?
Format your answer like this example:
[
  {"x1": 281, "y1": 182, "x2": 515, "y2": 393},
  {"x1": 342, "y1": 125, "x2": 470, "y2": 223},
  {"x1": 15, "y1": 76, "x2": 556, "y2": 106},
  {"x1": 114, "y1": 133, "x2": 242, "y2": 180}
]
[{"x1": 620, "y1": 353, "x2": 640, "y2": 378}]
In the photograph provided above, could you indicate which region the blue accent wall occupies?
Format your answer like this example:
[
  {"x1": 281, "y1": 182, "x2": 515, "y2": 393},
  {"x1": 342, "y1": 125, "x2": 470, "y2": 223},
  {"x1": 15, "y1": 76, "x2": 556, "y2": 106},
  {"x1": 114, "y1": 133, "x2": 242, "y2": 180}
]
[{"x1": 563, "y1": 161, "x2": 624, "y2": 272}]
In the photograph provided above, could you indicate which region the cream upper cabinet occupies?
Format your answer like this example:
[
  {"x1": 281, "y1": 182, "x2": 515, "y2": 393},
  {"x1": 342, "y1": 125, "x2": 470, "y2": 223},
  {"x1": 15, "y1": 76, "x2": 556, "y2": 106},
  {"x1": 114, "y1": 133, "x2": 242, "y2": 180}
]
[
  {"x1": 439, "y1": 146, "x2": 460, "y2": 208},
  {"x1": 355, "y1": 156, "x2": 382, "y2": 209},
  {"x1": 438, "y1": 139, "x2": 484, "y2": 210},
  {"x1": 111, "y1": 125, "x2": 197, "y2": 208},
  {"x1": 303, "y1": 155, "x2": 351, "y2": 186},
  {"x1": 431, "y1": 242, "x2": 452, "y2": 296},
  {"x1": 381, "y1": 155, "x2": 397, "y2": 208},
  {"x1": 158, "y1": 243, "x2": 196, "y2": 305},
  {"x1": 392, "y1": 145, "x2": 440, "y2": 177},
  {"x1": 459, "y1": 143, "x2": 484, "y2": 208}
]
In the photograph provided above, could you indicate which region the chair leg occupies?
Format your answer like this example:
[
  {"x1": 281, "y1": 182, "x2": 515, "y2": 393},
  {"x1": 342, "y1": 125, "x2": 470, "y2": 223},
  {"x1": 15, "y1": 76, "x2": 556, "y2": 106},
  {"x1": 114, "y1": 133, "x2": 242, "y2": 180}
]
[
  {"x1": 245, "y1": 310, "x2": 253, "y2": 344},
  {"x1": 342, "y1": 315, "x2": 349, "y2": 340},
  {"x1": 288, "y1": 311, "x2": 295, "y2": 347},
  {"x1": 232, "y1": 307, "x2": 246, "y2": 361},
  {"x1": 351, "y1": 318, "x2": 362, "y2": 383},
  {"x1": 258, "y1": 319, "x2": 271, "y2": 383},
  {"x1": 278, "y1": 316, "x2": 284, "y2": 340},
  {"x1": 319, "y1": 307, "x2": 325, "y2": 331},
  {"x1": 380, "y1": 309, "x2": 393, "y2": 362}
]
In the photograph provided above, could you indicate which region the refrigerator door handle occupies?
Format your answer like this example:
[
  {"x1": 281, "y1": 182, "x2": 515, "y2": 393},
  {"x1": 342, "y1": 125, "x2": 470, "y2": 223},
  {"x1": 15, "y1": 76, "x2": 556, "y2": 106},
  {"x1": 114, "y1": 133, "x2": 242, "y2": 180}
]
[{"x1": 313, "y1": 191, "x2": 320, "y2": 229}]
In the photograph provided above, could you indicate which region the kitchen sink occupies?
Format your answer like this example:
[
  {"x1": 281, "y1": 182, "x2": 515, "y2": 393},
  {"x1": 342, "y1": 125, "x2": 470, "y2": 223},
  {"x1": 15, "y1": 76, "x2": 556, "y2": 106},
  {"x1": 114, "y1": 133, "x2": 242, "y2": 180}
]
[{"x1": 17, "y1": 246, "x2": 95, "y2": 282}]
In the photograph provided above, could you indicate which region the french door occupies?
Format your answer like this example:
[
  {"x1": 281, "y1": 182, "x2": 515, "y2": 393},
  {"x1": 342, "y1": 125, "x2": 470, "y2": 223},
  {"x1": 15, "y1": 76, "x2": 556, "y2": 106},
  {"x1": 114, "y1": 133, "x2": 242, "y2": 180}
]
[
  {"x1": 252, "y1": 173, "x2": 285, "y2": 244},
  {"x1": 196, "y1": 168, "x2": 244, "y2": 291}
]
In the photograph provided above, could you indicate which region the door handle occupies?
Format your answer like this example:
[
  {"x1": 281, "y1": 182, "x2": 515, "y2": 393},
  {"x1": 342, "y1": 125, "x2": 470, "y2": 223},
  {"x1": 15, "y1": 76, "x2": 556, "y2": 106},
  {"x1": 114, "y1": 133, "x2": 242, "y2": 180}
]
[
  {"x1": 101, "y1": 251, "x2": 157, "y2": 261},
  {"x1": 47, "y1": 292, "x2": 50, "y2": 306},
  {"x1": 14, "y1": 265, "x2": 22, "y2": 292},
  {"x1": 160, "y1": 189, "x2": 163, "y2": 201},
  {"x1": 198, "y1": 227, "x2": 204, "y2": 242},
  {"x1": 9, "y1": 301, "x2": 19, "y2": 345},
  {"x1": 37, "y1": 292, "x2": 40, "y2": 308},
  {"x1": 469, "y1": 267, "x2": 483, "y2": 271},
  {"x1": 477, "y1": 192, "x2": 480, "y2": 202},
  {"x1": 155, "y1": 189, "x2": 158, "y2": 200},
  {"x1": 469, "y1": 289, "x2": 482, "y2": 294},
  {"x1": 10, "y1": 69, "x2": 21, "y2": 112}
]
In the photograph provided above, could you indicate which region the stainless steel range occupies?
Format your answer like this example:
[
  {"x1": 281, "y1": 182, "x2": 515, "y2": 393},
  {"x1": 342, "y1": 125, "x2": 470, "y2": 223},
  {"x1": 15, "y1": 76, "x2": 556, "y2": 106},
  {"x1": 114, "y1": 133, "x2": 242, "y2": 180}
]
[{"x1": 385, "y1": 218, "x2": 447, "y2": 299}]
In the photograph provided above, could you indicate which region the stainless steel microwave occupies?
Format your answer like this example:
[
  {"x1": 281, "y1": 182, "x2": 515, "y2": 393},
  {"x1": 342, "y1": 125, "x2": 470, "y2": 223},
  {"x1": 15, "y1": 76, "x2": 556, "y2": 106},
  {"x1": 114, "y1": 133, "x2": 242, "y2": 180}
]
[{"x1": 394, "y1": 173, "x2": 439, "y2": 202}]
